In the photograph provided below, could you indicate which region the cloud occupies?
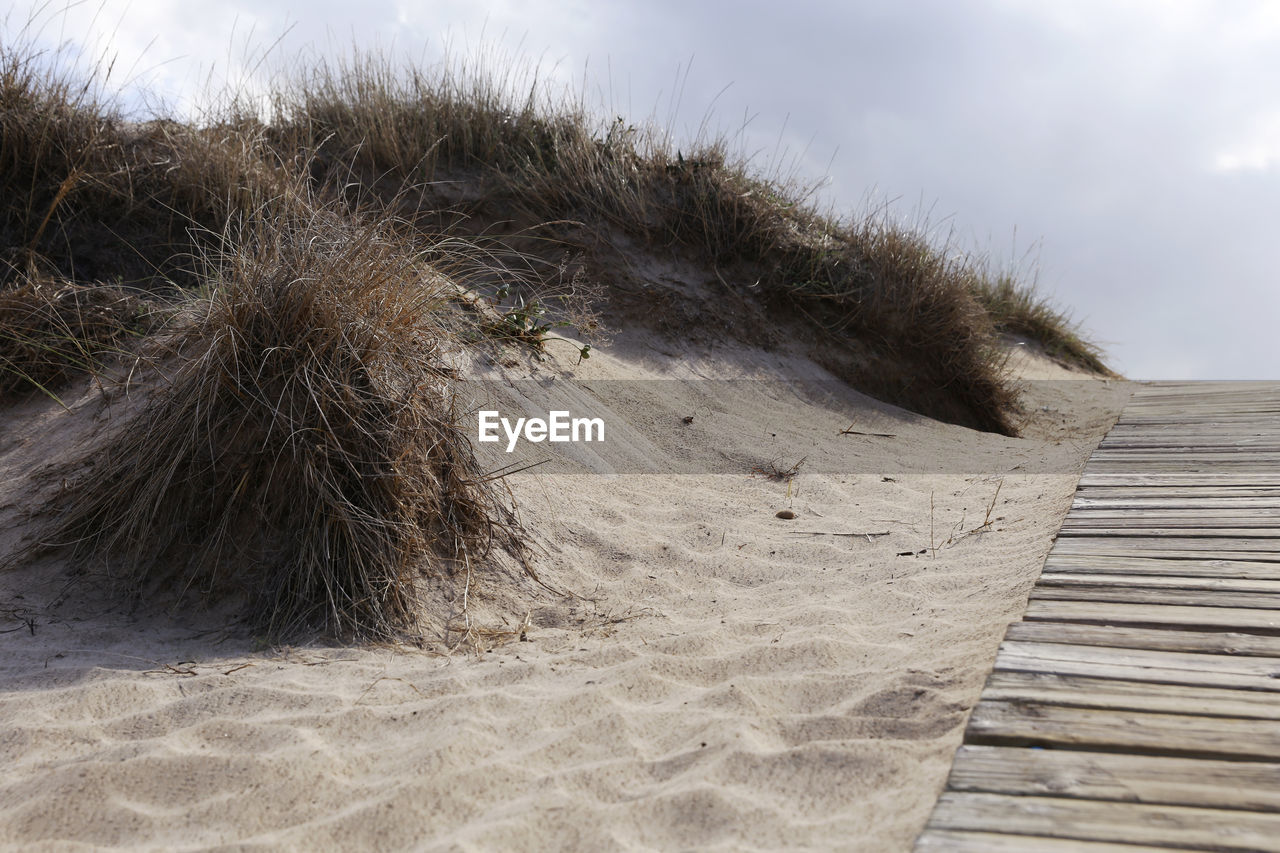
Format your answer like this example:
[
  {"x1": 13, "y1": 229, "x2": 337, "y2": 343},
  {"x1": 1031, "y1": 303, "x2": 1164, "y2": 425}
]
[{"x1": 1213, "y1": 112, "x2": 1280, "y2": 173}]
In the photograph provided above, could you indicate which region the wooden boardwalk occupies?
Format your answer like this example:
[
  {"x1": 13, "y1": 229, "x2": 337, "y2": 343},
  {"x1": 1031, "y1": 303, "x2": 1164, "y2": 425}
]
[{"x1": 915, "y1": 382, "x2": 1280, "y2": 852}]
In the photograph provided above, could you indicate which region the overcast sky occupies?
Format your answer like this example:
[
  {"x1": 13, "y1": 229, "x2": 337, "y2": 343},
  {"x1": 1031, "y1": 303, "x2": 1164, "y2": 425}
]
[{"x1": 6, "y1": 0, "x2": 1279, "y2": 379}]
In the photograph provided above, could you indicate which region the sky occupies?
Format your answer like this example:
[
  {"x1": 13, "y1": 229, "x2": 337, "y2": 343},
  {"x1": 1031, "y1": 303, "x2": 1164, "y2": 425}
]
[{"x1": 5, "y1": 0, "x2": 1279, "y2": 379}]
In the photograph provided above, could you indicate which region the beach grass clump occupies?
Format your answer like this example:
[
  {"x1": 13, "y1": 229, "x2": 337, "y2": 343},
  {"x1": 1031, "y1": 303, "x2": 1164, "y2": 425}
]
[
  {"x1": 975, "y1": 275, "x2": 1112, "y2": 375},
  {"x1": 1, "y1": 40, "x2": 298, "y2": 290},
  {"x1": 41, "y1": 208, "x2": 526, "y2": 637},
  {"x1": 0, "y1": 275, "x2": 153, "y2": 400}
]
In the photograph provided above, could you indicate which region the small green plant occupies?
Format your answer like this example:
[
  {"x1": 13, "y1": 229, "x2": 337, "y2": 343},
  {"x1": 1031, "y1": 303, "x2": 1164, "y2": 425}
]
[
  {"x1": 494, "y1": 291, "x2": 555, "y2": 343},
  {"x1": 481, "y1": 284, "x2": 595, "y2": 363}
]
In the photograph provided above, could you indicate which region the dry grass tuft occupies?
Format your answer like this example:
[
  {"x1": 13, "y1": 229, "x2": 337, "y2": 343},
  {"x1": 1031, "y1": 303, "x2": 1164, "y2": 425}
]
[
  {"x1": 975, "y1": 275, "x2": 1113, "y2": 375},
  {"x1": 39, "y1": 208, "x2": 527, "y2": 637},
  {"x1": 0, "y1": 275, "x2": 152, "y2": 400},
  {"x1": 1, "y1": 41, "x2": 298, "y2": 289}
]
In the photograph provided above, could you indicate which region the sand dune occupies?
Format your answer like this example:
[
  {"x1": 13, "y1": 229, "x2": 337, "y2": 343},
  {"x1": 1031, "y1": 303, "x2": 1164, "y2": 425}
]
[{"x1": 0, "y1": 332, "x2": 1125, "y2": 851}]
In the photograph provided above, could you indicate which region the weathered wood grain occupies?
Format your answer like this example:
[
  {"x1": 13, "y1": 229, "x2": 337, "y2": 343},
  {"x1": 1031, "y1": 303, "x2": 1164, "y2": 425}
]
[
  {"x1": 1038, "y1": 572, "x2": 1280, "y2": 594},
  {"x1": 1004, "y1": 620, "x2": 1280, "y2": 655},
  {"x1": 1077, "y1": 473, "x2": 1280, "y2": 487},
  {"x1": 992, "y1": 640, "x2": 1280, "y2": 689},
  {"x1": 914, "y1": 829, "x2": 1179, "y2": 852},
  {"x1": 1041, "y1": 556, "x2": 1280, "y2": 579},
  {"x1": 982, "y1": 669, "x2": 1280, "y2": 718},
  {"x1": 1029, "y1": 585, "x2": 1280, "y2": 610},
  {"x1": 1051, "y1": 536, "x2": 1280, "y2": 555},
  {"x1": 943, "y1": 744, "x2": 1280, "y2": 810},
  {"x1": 965, "y1": 700, "x2": 1280, "y2": 760},
  {"x1": 1022, "y1": 600, "x2": 1280, "y2": 632},
  {"x1": 926, "y1": 791, "x2": 1280, "y2": 850}
]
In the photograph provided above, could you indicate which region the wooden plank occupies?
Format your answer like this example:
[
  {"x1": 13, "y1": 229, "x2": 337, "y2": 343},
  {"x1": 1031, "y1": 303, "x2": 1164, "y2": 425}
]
[
  {"x1": 1090, "y1": 445, "x2": 1280, "y2": 451},
  {"x1": 1089, "y1": 447, "x2": 1280, "y2": 455},
  {"x1": 1051, "y1": 537, "x2": 1280, "y2": 555},
  {"x1": 1042, "y1": 555, "x2": 1280, "y2": 579},
  {"x1": 1059, "y1": 514, "x2": 1280, "y2": 527},
  {"x1": 1050, "y1": 544, "x2": 1280, "y2": 559},
  {"x1": 1074, "y1": 493, "x2": 1280, "y2": 502},
  {"x1": 982, "y1": 669, "x2": 1280, "y2": 719},
  {"x1": 993, "y1": 641, "x2": 1280, "y2": 690},
  {"x1": 1064, "y1": 507, "x2": 1280, "y2": 518},
  {"x1": 1111, "y1": 412, "x2": 1280, "y2": 419},
  {"x1": 1124, "y1": 401, "x2": 1280, "y2": 408},
  {"x1": 1038, "y1": 573, "x2": 1280, "y2": 593},
  {"x1": 1110, "y1": 422, "x2": 1280, "y2": 429},
  {"x1": 1083, "y1": 468, "x2": 1280, "y2": 475},
  {"x1": 1060, "y1": 523, "x2": 1280, "y2": 536},
  {"x1": 1056, "y1": 528, "x2": 1280, "y2": 539},
  {"x1": 914, "y1": 829, "x2": 1178, "y2": 852},
  {"x1": 1048, "y1": 547, "x2": 1280, "y2": 562},
  {"x1": 1085, "y1": 466, "x2": 1280, "y2": 471},
  {"x1": 944, "y1": 744, "x2": 1280, "y2": 811},
  {"x1": 1072, "y1": 498, "x2": 1280, "y2": 509},
  {"x1": 1105, "y1": 432, "x2": 1280, "y2": 440},
  {"x1": 1075, "y1": 488, "x2": 1280, "y2": 500},
  {"x1": 1060, "y1": 517, "x2": 1280, "y2": 527},
  {"x1": 1106, "y1": 422, "x2": 1280, "y2": 427},
  {"x1": 1029, "y1": 586, "x2": 1280, "y2": 611},
  {"x1": 1090, "y1": 448, "x2": 1280, "y2": 455},
  {"x1": 1086, "y1": 457, "x2": 1280, "y2": 465},
  {"x1": 1076, "y1": 484, "x2": 1280, "y2": 494},
  {"x1": 1118, "y1": 410, "x2": 1280, "y2": 417},
  {"x1": 1097, "y1": 446, "x2": 1280, "y2": 453},
  {"x1": 1064, "y1": 504, "x2": 1280, "y2": 517},
  {"x1": 1113, "y1": 403, "x2": 1279, "y2": 411},
  {"x1": 1126, "y1": 385, "x2": 1279, "y2": 393},
  {"x1": 1098, "y1": 438, "x2": 1280, "y2": 446},
  {"x1": 1101, "y1": 430, "x2": 1280, "y2": 436},
  {"x1": 1004, "y1": 620, "x2": 1280, "y2": 656},
  {"x1": 965, "y1": 700, "x2": 1280, "y2": 760},
  {"x1": 1049, "y1": 527, "x2": 1280, "y2": 540},
  {"x1": 1080, "y1": 468, "x2": 1280, "y2": 473},
  {"x1": 1022, "y1": 600, "x2": 1280, "y2": 633},
  {"x1": 1124, "y1": 399, "x2": 1280, "y2": 405},
  {"x1": 1077, "y1": 474, "x2": 1280, "y2": 487},
  {"x1": 1067, "y1": 517, "x2": 1280, "y2": 529},
  {"x1": 1125, "y1": 393, "x2": 1280, "y2": 403},
  {"x1": 927, "y1": 791, "x2": 1280, "y2": 851},
  {"x1": 1115, "y1": 418, "x2": 1280, "y2": 424},
  {"x1": 1099, "y1": 441, "x2": 1280, "y2": 448}
]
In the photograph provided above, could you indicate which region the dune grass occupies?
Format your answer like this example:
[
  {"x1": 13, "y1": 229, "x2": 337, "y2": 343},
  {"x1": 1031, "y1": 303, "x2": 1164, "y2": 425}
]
[
  {"x1": 0, "y1": 275, "x2": 153, "y2": 401},
  {"x1": 1, "y1": 39, "x2": 1108, "y2": 634},
  {"x1": 975, "y1": 275, "x2": 1112, "y2": 375},
  {"x1": 38, "y1": 207, "x2": 528, "y2": 637},
  {"x1": 273, "y1": 56, "x2": 1109, "y2": 432}
]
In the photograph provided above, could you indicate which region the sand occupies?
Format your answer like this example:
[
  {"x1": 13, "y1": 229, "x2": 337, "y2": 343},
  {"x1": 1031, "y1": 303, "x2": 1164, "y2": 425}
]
[{"x1": 0, "y1": 327, "x2": 1127, "y2": 851}]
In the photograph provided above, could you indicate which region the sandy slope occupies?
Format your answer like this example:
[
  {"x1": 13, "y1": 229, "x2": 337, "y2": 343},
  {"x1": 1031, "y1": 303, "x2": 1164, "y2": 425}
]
[{"x1": 0, "y1": 331, "x2": 1126, "y2": 851}]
